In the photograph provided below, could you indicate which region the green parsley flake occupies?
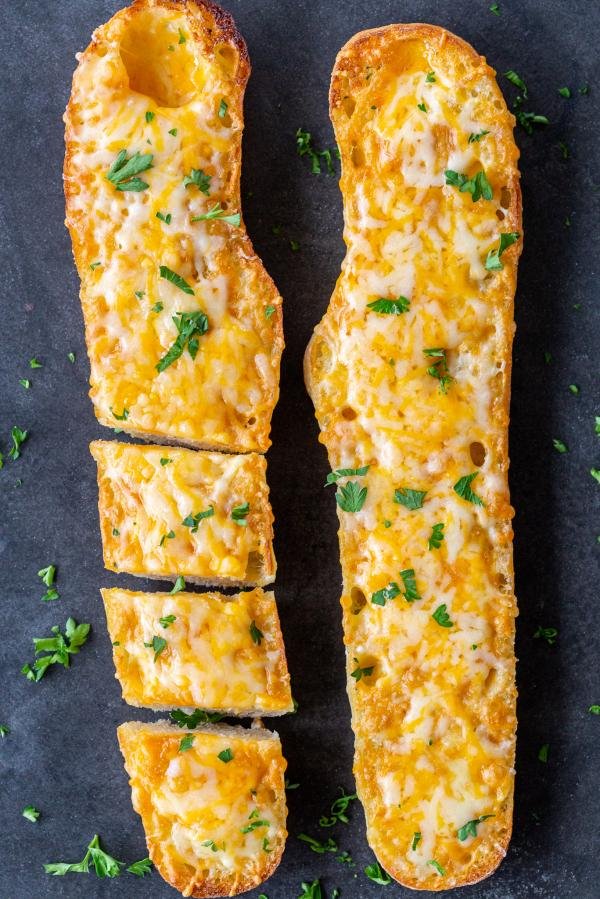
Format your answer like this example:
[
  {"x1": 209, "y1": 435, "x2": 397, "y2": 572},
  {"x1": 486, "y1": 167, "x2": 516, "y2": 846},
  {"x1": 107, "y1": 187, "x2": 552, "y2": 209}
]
[
  {"x1": 44, "y1": 833, "x2": 124, "y2": 878},
  {"x1": 231, "y1": 502, "x2": 250, "y2": 526},
  {"x1": 411, "y1": 831, "x2": 422, "y2": 850},
  {"x1": 38, "y1": 565, "x2": 56, "y2": 587},
  {"x1": 325, "y1": 465, "x2": 369, "y2": 486},
  {"x1": 453, "y1": 472, "x2": 485, "y2": 506},
  {"x1": 445, "y1": 169, "x2": 493, "y2": 202},
  {"x1": 106, "y1": 149, "x2": 153, "y2": 192},
  {"x1": 191, "y1": 202, "x2": 240, "y2": 226},
  {"x1": 400, "y1": 568, "x2": 421, "y2": 603},
  {"x1": 218, "y1": 99, "x2": 228, "y2": 118},
  {"x1": 364, "y1": 861, "x2": 391, "y2": 884},
  {"x1": 428, "y1": 522, "x2": 445, "y2": 550},
  {"x1": 127, "y1": 857, "x2": 153, "y2": 877},
  {"x1": 29, "y1": 358, "x2": 42, "y2": 368},
  {"x1": 21, "y1": 618, "x2": 90, "y2": 683},
  {"x1": 432, "y1": 603, "x2": 453, "y2": 628},
  {"x1": 504, "y1": 69, "x2": 527, "y2": 96},
  {"x1": 156, "y1": 211, "x2": 172, "y2": 224},
  {"x1": 179, "y1": 734, "x2": 195, "y2": 752},
  {"x1": 145, "y1": 111, "x2": 155, "y2": 123},
  {"x1": 159, "y1": 265, "x2": 194, "y2": 294},
  {"x1": 468, "y1": 130, "x2": 490, "y2": 143},
  {"x1": 371, "y1": 581, "x2": 400, "y2": 607},
  {"x1": 183, "y1": 168, "x2": 211, "y2": 194},
  {"x1": 538, "y1": 743, "x2": 549, "y2": 762},
  {"x1": 568, "y1": 384, "x2": 579, "y2": 395},
  {"x1": 367, "y1": 296, "x2": 410, "y2": 314},
  {"x1": 218, "y1": 747, "x2": 234, "y2": 763},
  {"x1": 426, "y1": 71, "x2": 436, "y2": 82},
  {"x1": 170, "y1": 708, "x2": 224, "y2": 728},
  {"x1": 168, "y1": 128, "x2": 178, "y2": 136},
  {"x1": 23, "y1": 805, "x2": 40, "y2": 823},
  {"x1": 552, "y1": 438, "x2": 568, "y2": 453},
  {"x1": 457, "y1": 814, "x2": 493, "y2": 840},
  {"x1": 485, "y1": 232, "x2": 520, "y2": 271},
  {"x1": 394, "y1": 487, "x2": 427, "y2": 509},
  {"x1": 8, "y1": 426, "x2": 28, "y2": 461},
  {"x1": 558, "y1": 86, "x2": 572, "y2": 98},
  {"x1": 156, "y1": 310, "x2": 208, "y2": 372},
  {"x1": 159, "y1": 615, "x2": 176, "y2": 628},
  {"x1": 265, "y1": 304, "x2": 276, "y2": 319},
  {"x1": 250, "y1": 620, "x2": 264, "y2": 645},
  {"x1": 0, "y1": 724, "x2": 10, "y2": 737},
  {"x1": 335, "y1": 481, "x2": 367, "y2": 513},
  {"x1": 182, "y1": 507, "x2": 214, "y2": 532},
  {"x1": 19, "y1": 379, "x2": 31, "y2": 389},
  {"x1": 145, "y1": 635, "x2": 167, "y2": 661},
  {"x1": 170, "y1": 576, "x2": 186, "y2": 594},
  {"x1": 534, "y1": 625, "x2": 558, "y2": 645},
  {"x1": 350, "y1": 657, "x2": 374, "y2": 681}
]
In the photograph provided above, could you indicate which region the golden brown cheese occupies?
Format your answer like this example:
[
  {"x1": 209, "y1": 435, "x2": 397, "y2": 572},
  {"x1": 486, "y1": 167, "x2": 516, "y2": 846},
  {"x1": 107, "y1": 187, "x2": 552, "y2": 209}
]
[
  {"x1": 305, "y1": 24, "x2": 521, "y2": 891},
  {"x1": 118, "y1": 721, "x2": 287, "y2": 897},
  {"x1": 103, "y1": 587, "x2": 292, "y2": 714},
  {"x1": 64, "y1": 0, "x2": 283, "y2": 453},
  {"x1": 91, "y1": 440, "x2": 275, "y2": 586}
]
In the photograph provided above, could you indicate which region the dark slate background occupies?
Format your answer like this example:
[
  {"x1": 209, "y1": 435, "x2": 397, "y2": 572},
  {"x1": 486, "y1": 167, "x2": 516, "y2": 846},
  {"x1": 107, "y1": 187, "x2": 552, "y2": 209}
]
[{"x1": 1, "y1": 1, "x2": 598, "y2": 897}]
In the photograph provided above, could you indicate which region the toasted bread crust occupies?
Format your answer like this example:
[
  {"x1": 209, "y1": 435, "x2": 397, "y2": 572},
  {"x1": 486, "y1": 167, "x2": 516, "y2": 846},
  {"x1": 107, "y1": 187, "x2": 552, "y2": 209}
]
[
  {"x1": 305, "y1": 24, "x2": 521, "y2": 891},
  {"x1": 64, "y1": 0, "x2": 283, "y2": 453}
]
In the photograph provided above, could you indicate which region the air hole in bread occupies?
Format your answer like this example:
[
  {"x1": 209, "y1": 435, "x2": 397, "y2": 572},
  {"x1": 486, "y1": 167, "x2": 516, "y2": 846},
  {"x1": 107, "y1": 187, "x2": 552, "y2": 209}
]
[
  {"x1": 496, "y1": 208, "x2": 505, "y2": 221},
  {"x1": 246, "y1": 551, "x2": 264, "y2": 581},
  {"x1": 341, "y1": 406, "x2": 357, "y2": 421},
  {"x1": 216, "y1": 43, "x2": 237, "y2": 77},
  {"x1": 350, "y1": 587, "x2": 367, "y2": 614},
  {"x1": 350, "y1": 145, "x2": 365, "y2": 168},
  {"x1": 500, "y1": 186, "x2": 511, "y2": 209},
  {"x1": 469, "y1": 441, "x2": 486, "y2": 467},
  {"x1": 247, "y1": 417, "x2": 256, "y2": 427},
  {"x1": 342, "y1": 96, "x2": 356, "y2": 118},
  {"x1": 120, "y1": 10, "x2": 196, "y2": 107}
]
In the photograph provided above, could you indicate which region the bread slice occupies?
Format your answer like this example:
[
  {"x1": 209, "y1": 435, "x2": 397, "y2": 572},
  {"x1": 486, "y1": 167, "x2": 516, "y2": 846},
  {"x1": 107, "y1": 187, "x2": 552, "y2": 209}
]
[
  {"x1": 305, "y1": 24, "x2": 521, "y2": 891},
  {"x1": 102, "y1": 587, "x2": 293, "y2": 714},
  {"x1": 90, "y1": 440, "x2": 275, "y2": 586},
  {"x1": 64, "y1": 0, "x2": 283, "y2": 454},
  {"x1": 117, "y1": 720, "x2": 287, "y2": 897}
]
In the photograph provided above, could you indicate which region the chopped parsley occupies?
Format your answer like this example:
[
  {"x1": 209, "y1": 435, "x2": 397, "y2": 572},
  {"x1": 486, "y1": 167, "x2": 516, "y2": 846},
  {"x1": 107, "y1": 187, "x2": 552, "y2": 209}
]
[
  {"x1": 290, "y1": 238, "x2": 300, "y2": 251},
  {"x1": 514, "y1": 107, "x2": 549, "y2": 134},
  {"x1": 453, "y1": 472, "x2": 485, "y2": 506},
  {"x1": 595, "y1": 416, "x2": 600, "y2": 436},
  {"x1": 558, "y1": 86, "x2": 572, "y2": 98},
  {"x1": 319, "y1": 786, "x2": 358, "y2": 827},
  {"x1": 298, "y1": 834, "x2": 338, "y2": 854},
  {"x1": 112, "y1": 528, "x2": 120, "y2": 536},
  {"x1": 428, "y1": 522, "x2": 445, "y2": 550},
  {"x1": 111, "y1": 407, "x2": 129, "y2": 421},
  {"x1": 265, "y1": 304, "x2": 276, "y2": 319},
  {"x1": 364, "y1": 861, "x2": 391, "y2": 884},
  {"x1": 156, "y1": 310, "x2": 209, "y2": 372},
  {"x1": 23, "y1": 805, "x2": 40, "y2": 822},
  {"x1": 170, "y1": 575, "x2": 186, "y2": 594},
  {"x1": 569, "y1": 384, "x2": 579, "y2": 395},
  {"x1": 428, "y1": 859, "x2": 446, "y2": 876},
  {"x1": 170, "y1": 708, "x2": 224, "y2": 728},
  {"x1": 553, "y1": 438, "x2": 568, "y2": 454},
  {"x1": 168, "y1": 128, "x2": 178, "y2": 136},
  {"x1": 394, "y1": 487, "x2": 427, "y2": 510},
  {"x1": 151, "y1": 302, "x2": 163, "y2": 313},
  {"x1": 156, "y1": 211, "x2": 172, "y2": 224},
  {"x1": 160, "y1": 457, "x2": 172, "y2": 466},
  {"x1": 0, "y1": 724, "x2": 10, "y2": 737},
  {"x1": 485, "y1": 232, "x2": 520, "y2": 271},
  {"x1": 29, "y1": 358, "x2": 42, "y2": 368},
  {"x1": 159, "y1": 529, "x2": 175, "y2": 546},
  {"x1": 411, "y1": 831, "x2": 422, "y2": 851},
  {"x1": 191, "y1": 202, "x2": 241, "y2": 226},
  {"x1": 468, "y1": 129, "x2": 490, "y2": 143},
  {"x1": 218, "y1": 747, "x2": 234, "y2": 763},
  {"x1": 457, "y1": 814, "x2": 494, "y2": 840},
  {"x1": 417, "y1": 102, "x2": 427, "y2": 113},
  {"x1": 534, "y1": 625, "x2": 558, "y2": 645},
  {"x1": 145, "y1": 111, "x2": 154, "y2": 123},
  {"x1": 127, "y1": 858, "x2": 153, "y2": 876},
  {"x1": 144, "y1": 635, "x2": 167, "y2": 661},
  {"x1": 325, "y1": 465, "x2": 369, "y2": 486},
  {"x1": 159, "y1": 265, "x2": 194, "y2": 294},
  {"x1": 106, "y1": 149, "x2": 153, "y2": 192},
  {"x1": 183, "y1": 168, "x2": 211, "y2": 194},
  {"x1": 588, "y1": 705, "x2": 600, "y2": 715},
  {"x1": 400, "y1": 568, "x2": 421, "y2": 603},
  {"x1": 218, "y1": 99, "x2": 228, "y2": 118},
  {"x1": 250, "y1": 620, "x2": 264, "y2": 645},
  {"x1": 445, "y1": 169, "x2": 492, "y2": 202},
  {"x1": 335, "y1": 480, "x2": 367, "y2": 513},
  {"x1": 202, "y1": 839, "x2": 221, "y2": 852},
  {"x1": 371, "y1": 581, "x2": 400, "y2": 607},
  {"x1": 296, "y1": 128, "x2": 339, "y2": 175},
  {"x1": 178, "y1": 27, "x2": 186, "y2": 44},
  {"x1": 544, "y1": 351, "x2": 552, "y2": 364},
  {"x1": 592, "y1": 469, "x2": 600, "y2": 485},
  {"x1": 241, "y1": 811, "x2": 269, "y2": 832},
  {"x1": 231, "y1": 502, "x2": 250, "y2": 526},
  {"x1": 19, "y1": 378, "x2": 31, "y2": 389},
  {"x1": 423, "y1": 347, "x2": 453, "y2": 392},
  {"x1": 182, "y1": 507, "x2": 214, "y2": 532},
  {"x1": 350, "y1": 657, "x2": 374, "y2": 681},
  {"x1": 426, "y1": 71, "x2": 436, "y2": 82},
  {"x1": 298, "y1": 880, "x2": 325, "y2": 898},
  {"x1": 45, "y1": 834, "x2": 127, "y2": 878},
  {"x1": 21, "y1": 618, "x2": 90, "y2": 683},
  {"x1": 179, "y1": 734, "x2": 195, "y2": 752},
  {"x1": 159, "y1": 615, "x2": 176, "y2": 628},
  {"x1": 558, "y1": 141, "x2": 570, "y2": 159},
  {"x1": 8, "y1": 426, "x2": 28, "y2": 461},
  {"x1": 367, "y1": 296, "x2": 410, "y2": 314},
  {"x1": 490, "y1": 2, "x2": 500, "y2": 13},
  {"x1": 432, "y1": 603, "x2": 453, "y2": 628},
  {"x1": 538, "y1": 743, "x2": 549, "y2": 762},
  {"x1": 38, "y1": 565, "x2": 56, "y2": 587},
  {"x1": 504, "y1": 69, "x2": 527, "y2": 96},
  {"x1": 89, "y1": 261, "x2": 102, "y2": 270}
]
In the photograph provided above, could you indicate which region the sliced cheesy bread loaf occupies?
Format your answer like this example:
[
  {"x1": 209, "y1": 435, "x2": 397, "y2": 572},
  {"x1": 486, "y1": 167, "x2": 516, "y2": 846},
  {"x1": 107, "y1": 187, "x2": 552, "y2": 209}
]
[
  {"x1": 305, "y1": 24, "x2": 521, "y2": 891},
  {"x1": 102, "y1": 587, "x2": 293, "y2": 714},
  {"x1": 64, "y1": 0, "x2": 283, "y2": 453},
  {"x1": 118, "y1": 720, "x2": 287, "y2": 897},
  {"x1": 91, "y1": 440, "x2": 275, "y2": 586}
]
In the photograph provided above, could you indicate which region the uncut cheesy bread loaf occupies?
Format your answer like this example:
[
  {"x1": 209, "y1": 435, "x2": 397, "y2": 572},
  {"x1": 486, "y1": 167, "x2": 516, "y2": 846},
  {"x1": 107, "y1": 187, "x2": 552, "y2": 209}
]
[
  {"x1": 305, "y1": 24, "x2": 521, "y2": 891},
  {"x1": 118, "y1": 721, "x2": 287, "y2": 897},
  {"x1": 91, "y1": 440, "x2": 276, "y2": 586},
  {"x1": 64, "y1": 0, "x2": 283, "y2": 453},
  {"x1": 102, "y1": 587, "x2": 293, "y2": 714}
]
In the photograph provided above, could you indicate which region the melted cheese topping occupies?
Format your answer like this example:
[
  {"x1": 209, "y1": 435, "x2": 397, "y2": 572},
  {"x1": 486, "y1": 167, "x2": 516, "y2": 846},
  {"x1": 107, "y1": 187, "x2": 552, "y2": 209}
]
[
  {"x1": 307, "y1": 29, "x2": 520, "y2": 889},
  {"x1": 118, "y1": 722, "x2": 287, "y2": 897},
  {"x1": 91, "y1": 441, "x2": 275, "y2": 586},
  {"x1": 103, "y1": 587, "x2": 292, "y2": 713},
  {"x1": 65, "y1": 3, "x2": 283, "y2": 452}
]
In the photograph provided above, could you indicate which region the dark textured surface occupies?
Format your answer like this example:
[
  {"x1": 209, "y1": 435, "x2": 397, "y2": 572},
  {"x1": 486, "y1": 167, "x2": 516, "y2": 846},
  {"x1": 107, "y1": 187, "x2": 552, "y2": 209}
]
[{"x1": 0, "y1": 1, "x2": 598, "y2": 897}]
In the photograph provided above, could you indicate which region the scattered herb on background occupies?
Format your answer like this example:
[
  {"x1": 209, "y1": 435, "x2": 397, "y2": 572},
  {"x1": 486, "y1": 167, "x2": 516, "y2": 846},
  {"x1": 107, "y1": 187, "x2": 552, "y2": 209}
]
[
  {"x1": 364, "y1": 861, "x2": 391, "y2": 884},
  {"x1": 170, "y1": 708, "x2": 223, "y2": 728},
  {"x1": 21, "y1": 618, "x2": 90, "y2": 683}
]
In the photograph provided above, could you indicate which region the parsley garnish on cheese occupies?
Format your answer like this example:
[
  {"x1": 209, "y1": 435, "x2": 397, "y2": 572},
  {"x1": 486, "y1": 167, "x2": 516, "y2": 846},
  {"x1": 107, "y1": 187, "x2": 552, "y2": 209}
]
[
  {"x1": 371, "y1": 581, "x2": 401, "y2": 607},
  {"x1": 399, "y1": 568, "x2": 421, "y2": 603},
  {"x1": 453, "y1": 472, "x2": 485, "y2": 506},
  {"x1": 182, "y1": 506, "x2": 214, "y2": 532},
  {"x1": 350, "y1": 658, "x2": 374, "y2": 681},
  {"x1": 191, "y1": 202, "x2": 241, "y2": 226},
  {"x1": 218, "y1": 747, "x2": 234, "y2": 763},
  {"x1": 411, "y1": 832, "x2": 422, "y2": 851},
  {"x1": 394, "y1": 487, "x2": 427, "y2": 509},
  {"x1": 156, "y1": 310, "x2": 209, "y2": 372},
  {"x1": 335, "y1": 481, "x2": 367, "y2": 513},
  {"x1": 250, "y1": 620, "x2": 264, "y2": 645},
  {"x1": 170, "y1": 576, "x2": 186, "y2": 594},
  {"x1": 159, "y1": 615, "x2": 176, "y2": 628},
  {"x1": 231, "y1": 502, "x2": 250, "y2": 526},
  {"x1": 485, "y1": 232, "x2": 520, "y2": 271},
  {"x1": 468, "y1": 129, "x2": 490, "y2": 143},
  {"x1": 367, "y1": 296, "x2": 410, "y2": 314},
  {"x1": 106, "y1": 149, "x2": 153, "y2": 192},
  {"x1": 445, "y1": 169, "x2": 493, "y2": 202},
  {"x1": 159, "y1": 265, "x2": 194, "y2": 295},
  {"x1": 178, "y1": 734, "x2": 195, "y2": 752},
  {"x1": 457, "y1": 815, "x2": 494, "y2": 840},
  {"x1": 218, "y1": 99, "x2": 228, "y2": 118},
  {"x1": 428, "y1": 522, "x2": 445, "y2": 549},
  {"x1": 325, "y1": 465, "x2": 369, "y2": 486},
  {"x1": 144, "y1": 635, "x2": 167, "y2": 661},
  {"x1": 183, "y1": 168, "x2": 211, "y2": 194},
  {"x1": 432, "y1": 603, "x2": 453, "y2": 627},
  {"x1": 170, "y1": 708, "x2": 224, "y2": 728}
]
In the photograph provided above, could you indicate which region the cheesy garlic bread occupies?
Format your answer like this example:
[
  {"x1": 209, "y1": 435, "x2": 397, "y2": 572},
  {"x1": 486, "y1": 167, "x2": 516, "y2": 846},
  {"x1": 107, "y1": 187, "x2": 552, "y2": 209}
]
[
  {"x1": 91, "y1": 440, "x2": 275, "y2": 586},
  {"x1": 305, "y1": 25, "x2": 521, "y2": 891},
  {"x1": 118, "y1": 721, "x2": 287, "y2": 897},
  {"x1": 102, "y1": 587, "x2": 293, "y2": 714},
  {"x1": 64, "y1": 0, "x2": 283, "y2": 453}
]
